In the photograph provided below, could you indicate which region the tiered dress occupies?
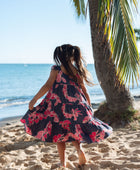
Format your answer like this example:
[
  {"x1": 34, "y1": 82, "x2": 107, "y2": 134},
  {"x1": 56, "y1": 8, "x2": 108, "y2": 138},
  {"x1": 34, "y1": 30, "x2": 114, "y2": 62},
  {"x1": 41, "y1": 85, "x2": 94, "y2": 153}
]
[{"x1": 20, "y1": 65, "x2": 112, "y2": 143}]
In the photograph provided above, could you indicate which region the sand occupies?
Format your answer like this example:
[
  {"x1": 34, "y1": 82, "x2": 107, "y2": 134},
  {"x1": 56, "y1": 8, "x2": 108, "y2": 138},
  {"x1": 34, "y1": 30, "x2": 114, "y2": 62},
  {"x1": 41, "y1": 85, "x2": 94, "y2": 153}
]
[{"x1": 0, "y1": 100, "x2": 140, "y2": 170}]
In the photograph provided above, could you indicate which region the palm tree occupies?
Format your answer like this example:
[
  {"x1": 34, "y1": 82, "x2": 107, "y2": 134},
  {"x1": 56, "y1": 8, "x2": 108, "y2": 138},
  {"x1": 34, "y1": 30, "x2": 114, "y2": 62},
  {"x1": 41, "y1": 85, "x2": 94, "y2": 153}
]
[
  {"x1": 71, "y1": 0, "x2": 139, "y2": 116},
  {"x1": 135, "y1": 29, "x2": 140, "y2": 40}
]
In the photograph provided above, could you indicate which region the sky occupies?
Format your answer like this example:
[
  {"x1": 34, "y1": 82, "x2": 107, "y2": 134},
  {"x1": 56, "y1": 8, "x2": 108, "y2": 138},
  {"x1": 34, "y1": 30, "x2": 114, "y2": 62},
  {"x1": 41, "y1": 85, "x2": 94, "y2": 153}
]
[{"x1": 0, "y1": 0, "x2": 140, "y2": 64}]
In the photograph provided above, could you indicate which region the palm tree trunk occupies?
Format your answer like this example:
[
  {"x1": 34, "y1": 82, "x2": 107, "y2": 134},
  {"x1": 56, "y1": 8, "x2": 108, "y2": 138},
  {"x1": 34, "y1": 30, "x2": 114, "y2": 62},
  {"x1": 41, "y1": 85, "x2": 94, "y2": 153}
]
[{"x1": 88, "y1": 0, "x2": 134, "y2": 113}]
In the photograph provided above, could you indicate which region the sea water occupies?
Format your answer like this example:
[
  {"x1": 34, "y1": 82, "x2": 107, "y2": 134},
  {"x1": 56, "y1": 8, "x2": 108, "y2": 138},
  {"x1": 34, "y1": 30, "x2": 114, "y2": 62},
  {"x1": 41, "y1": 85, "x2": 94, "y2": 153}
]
[{"x1": 0, "y1": 64, "x2": 140, "y2": 120}]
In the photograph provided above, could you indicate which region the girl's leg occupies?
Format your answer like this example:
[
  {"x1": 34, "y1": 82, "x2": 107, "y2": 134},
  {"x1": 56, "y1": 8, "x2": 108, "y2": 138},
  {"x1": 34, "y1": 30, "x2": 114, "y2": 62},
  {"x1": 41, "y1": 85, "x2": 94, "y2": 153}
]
[
  {"x1": 72, "y1": 141, "x2": 87, "y2": 165},
  {"x1": 57, "y1": 142, "x2": 66, "y2": 167}
]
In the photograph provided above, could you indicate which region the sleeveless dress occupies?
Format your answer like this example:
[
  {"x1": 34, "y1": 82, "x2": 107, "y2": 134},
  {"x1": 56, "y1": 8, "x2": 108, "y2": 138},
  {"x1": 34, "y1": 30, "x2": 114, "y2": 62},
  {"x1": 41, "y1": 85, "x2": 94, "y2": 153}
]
[{"x1": 20, "y1": 65, "x2": 112, "y2": 143}]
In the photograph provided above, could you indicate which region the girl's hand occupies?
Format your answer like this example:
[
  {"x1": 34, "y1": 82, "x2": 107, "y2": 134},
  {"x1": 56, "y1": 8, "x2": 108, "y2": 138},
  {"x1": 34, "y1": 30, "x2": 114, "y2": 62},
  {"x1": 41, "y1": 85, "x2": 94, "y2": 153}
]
[{"x1": 29, "y1": 98, "x2": 37, "y2": 110}]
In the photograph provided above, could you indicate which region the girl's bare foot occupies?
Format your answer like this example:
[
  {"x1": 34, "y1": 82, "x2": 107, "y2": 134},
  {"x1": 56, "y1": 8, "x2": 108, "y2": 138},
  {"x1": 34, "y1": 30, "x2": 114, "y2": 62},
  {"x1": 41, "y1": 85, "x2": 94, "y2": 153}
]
[{"x1": 77, "y1": 149, "x2": 87, "y2": 165}]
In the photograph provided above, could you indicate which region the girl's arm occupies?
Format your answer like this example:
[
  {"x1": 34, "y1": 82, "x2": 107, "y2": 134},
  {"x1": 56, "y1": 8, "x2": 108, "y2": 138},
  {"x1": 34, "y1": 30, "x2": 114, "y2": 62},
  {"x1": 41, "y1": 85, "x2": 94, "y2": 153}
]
[{"x1": 29, "y1": 69, "x2": 58, "y2": 110}]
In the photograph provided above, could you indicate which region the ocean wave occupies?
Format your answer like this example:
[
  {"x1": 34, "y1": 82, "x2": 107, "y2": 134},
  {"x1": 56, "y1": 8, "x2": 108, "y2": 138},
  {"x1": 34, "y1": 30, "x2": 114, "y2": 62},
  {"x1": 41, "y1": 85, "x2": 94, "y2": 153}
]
[
  {"x1": 0, "y1": 96, "x2": 31, "y2": 103},
  {"x1": 0, "y1": 99, "x2": 9, "y2": 103},
  {"x1": 0, "y1": 96, "x2": 42, "y2": 109},
  {"x1": 0, "y1": 96, "x2": 32, "y2": 109},
  {"x1": 0, "y1": 101, "x2": 29, "y2": 109}
]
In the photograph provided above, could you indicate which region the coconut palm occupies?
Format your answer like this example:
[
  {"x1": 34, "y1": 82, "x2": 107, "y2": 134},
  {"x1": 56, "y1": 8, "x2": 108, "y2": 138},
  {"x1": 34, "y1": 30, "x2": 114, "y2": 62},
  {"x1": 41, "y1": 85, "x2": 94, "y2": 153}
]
[
  {"x1": 71, "y1": 0, "x2": 139, "y2": 114},
  {"x1": 134, "y1": 29, "x2": 140, "y2": 40}
]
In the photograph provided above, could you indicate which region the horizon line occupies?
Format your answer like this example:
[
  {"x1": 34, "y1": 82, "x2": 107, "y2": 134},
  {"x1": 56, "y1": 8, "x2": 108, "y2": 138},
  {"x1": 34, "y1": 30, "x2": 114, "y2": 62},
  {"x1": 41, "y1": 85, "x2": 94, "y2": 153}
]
[{"x1": 0, "y1": 62, "x2": 94, "y2": 64}]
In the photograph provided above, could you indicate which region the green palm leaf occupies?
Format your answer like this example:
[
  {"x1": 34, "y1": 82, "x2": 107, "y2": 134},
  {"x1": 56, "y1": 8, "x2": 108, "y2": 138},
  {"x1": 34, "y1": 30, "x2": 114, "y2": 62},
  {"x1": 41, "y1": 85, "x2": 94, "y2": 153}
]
[
  {"x1": 134, "y1": 28, "x2": 140, "y2": 40},
  {"x1": 110, "y1": 0, "x2": 139, "y2": 86},
  {"x1": 71, "y1": 0, "x2": 139, "y2": 86},
  {"x1": 97, "y1": 0, "x2": 139, "y2": 86},
  {"x1": 71, "y1": 0, "x2": 86, "y2": 18}
]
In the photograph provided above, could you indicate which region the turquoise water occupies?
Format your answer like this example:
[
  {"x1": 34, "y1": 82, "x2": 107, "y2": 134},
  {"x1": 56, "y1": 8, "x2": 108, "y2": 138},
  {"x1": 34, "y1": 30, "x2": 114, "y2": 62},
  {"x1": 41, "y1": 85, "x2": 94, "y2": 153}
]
[{"x1": 0, "y1": 64, "x2": 140, "y2": 120}]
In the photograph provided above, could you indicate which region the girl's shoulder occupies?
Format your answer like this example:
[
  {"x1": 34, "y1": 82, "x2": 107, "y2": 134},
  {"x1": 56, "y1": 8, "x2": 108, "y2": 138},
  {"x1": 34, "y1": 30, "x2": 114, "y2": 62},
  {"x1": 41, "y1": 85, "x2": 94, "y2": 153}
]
[{"x1": 51, "y1": 65, "x2": 61, "y2": 71}]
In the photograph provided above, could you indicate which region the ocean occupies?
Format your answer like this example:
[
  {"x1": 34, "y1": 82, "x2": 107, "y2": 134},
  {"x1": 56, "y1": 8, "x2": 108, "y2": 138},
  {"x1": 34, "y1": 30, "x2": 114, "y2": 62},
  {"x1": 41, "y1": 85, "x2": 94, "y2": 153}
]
[{"x1": 0, "y1": 64, "x2": 140, "y2": 120}]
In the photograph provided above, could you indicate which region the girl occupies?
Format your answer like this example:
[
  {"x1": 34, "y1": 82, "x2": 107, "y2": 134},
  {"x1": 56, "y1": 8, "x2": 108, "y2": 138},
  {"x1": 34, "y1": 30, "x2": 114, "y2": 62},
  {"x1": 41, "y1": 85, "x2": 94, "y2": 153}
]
[{"x1": 20, "y1": 44, "x2": 112, "y2": 168}]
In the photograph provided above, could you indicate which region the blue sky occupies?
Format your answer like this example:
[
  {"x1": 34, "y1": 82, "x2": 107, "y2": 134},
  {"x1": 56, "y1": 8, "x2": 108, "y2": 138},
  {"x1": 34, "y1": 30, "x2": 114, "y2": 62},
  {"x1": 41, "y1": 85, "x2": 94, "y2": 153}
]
[{"x1": 0, "y1": 0, "x2": 140, "y2": 64}]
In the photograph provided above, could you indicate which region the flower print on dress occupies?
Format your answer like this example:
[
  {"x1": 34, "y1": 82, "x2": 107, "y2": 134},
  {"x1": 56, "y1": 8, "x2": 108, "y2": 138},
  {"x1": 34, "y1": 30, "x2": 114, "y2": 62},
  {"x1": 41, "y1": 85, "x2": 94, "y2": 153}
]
[
  {"x1": 51, "y1": 93, "x2": 61, "y2": 106},
  {"x1": 89, "y1": 131, "x2": 97, "y2": 142},
  {"x1": 53, "y1": 134, "x2": 64, "y2": 142},
  {"x1": 35, "y1": 121, "x2": 52, "y2": 141},
  {"x1": 69, "y1": 80, "x2": 76, "y2": 86},
  {"x1": 24, "y1": 124, "x2": 32, "y2": 135},
  {"x1": 28, "y1": 111, "x2": 39, "y2": 125},
  {"x1": 82, "y1": 116, "x2": 92, "y2": 124},
  {"x1": 62, "y1": 84, "x2": 78, "y2": 102},
  {"x1": 59, "y1": 120, "x2": 71, "y2": 131},
  {"x1": 71, "y1": 108, "x2": 82, "y2": 121},
  {"x1": 32, "y1": 113, "x2": 44, "y2": 124},
  {"x1": 55, "y1": 84, "x2": 59, "y2": 88},
  {"x1": 75, "y1": 124, "x2": 83, "y2": 140},
  {"x1": 61, "y1": 76, "x2": 67, "y2": 83},
  {"x1": 62, "y1": 104, "x2": 73, "y2": 119},
  {"x1": 98, "y1": 130, "x2": 106, "y2": 141},
  {"x1": 62, "y1": 104, "x2": 82, "y2": 120},
  {"x1": 42, "y1": 100, "x2": 59, "y2": 122},
  {"x1": 20, "y1": 119, "x2": 26, "y2": 124},
  {"x1": 44, "y1": 110, "x2": 59, "y2": 123},
  {"x1": 62, "y1": 132, "x2": 81, "y2": 142},
  {"x1": 56, "y1": 71, "x2": 62, "y2": 83},
  {"x1": 45, "y1": 101, "x2": 58, "y2": 121}
]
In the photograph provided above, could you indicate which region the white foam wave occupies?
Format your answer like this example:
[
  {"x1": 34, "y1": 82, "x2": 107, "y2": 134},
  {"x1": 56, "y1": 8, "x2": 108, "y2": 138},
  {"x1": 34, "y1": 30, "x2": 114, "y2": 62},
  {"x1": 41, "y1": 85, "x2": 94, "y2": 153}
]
[
  {"x1": 0, "y1": 98, "x2": 42, "y2": 109},
  {"x1": 0, "y1": 101, "x2": 29, "y2": 109},
  {"x1": 0, "y1": 99, "x2": 9, "y2": 103}
]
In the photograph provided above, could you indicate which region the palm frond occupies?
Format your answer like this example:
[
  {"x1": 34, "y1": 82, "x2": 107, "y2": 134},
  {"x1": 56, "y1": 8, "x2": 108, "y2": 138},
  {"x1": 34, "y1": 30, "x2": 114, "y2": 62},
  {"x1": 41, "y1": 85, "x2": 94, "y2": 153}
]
[
  {"x1": 71, "y1": 0, "x2": 86, "y2": 19},
  {"x1": 98, "y1": 0, "x2": 139, "y2": 86},
  {"x1": 111, "y1": 0, "x2": 139, "y2": 86},
  {"x1": 71, "y1": 0, "x2": 139, "y2": 86},
  {"x1": 129, "y1": 0, "x2": 138, "y2": 9},
  {"x1": 98, "y1": 0, "x2": 112, "y2": 39},
  {"x1": 134, "y1": 28, "x2": 140, "y2": 41}
]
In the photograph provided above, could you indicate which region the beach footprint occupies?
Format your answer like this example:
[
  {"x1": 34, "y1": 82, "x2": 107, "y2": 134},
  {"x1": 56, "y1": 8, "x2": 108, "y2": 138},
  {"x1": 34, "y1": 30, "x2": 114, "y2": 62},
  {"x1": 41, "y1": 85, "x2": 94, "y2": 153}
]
[
  {"x1": 40, "y1": 154, "x2": 50, "y2": 164},
  {"x1": 24, "y1": 148, "x2": 36, "y2": 155},
  {"x1": 25, "y1": 164, "x2": 43, "y2": 170},
  {"x1": 68, "y1": 154, "x2": 78, "y2": 161}
]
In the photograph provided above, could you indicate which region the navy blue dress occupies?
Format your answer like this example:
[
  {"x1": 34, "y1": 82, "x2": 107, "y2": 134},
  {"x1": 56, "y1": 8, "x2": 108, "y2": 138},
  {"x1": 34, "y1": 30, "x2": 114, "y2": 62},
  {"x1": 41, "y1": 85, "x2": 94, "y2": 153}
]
[{"x1": 21, "y1": 65, "x2": 112, "y2": 143}]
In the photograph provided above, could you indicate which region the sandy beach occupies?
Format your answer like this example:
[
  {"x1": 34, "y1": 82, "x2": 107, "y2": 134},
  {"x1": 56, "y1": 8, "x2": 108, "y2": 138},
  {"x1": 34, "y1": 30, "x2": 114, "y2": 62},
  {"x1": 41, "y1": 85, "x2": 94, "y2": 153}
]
[{"x1": 0, "y1": 100, "x2": 140, "y2": 170}]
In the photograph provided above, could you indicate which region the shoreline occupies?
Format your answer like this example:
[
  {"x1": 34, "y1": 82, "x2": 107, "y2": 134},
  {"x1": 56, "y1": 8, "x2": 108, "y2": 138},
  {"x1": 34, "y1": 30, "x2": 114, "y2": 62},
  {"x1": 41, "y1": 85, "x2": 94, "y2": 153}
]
[{"x1": 0, "y1": 116, "x2": 22, "y2": 128}]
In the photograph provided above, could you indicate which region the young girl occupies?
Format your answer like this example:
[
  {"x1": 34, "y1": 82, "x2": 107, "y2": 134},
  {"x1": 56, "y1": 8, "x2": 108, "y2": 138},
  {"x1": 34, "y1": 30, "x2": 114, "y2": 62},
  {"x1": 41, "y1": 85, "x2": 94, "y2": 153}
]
[{"x1": 20, "y1": 44, "x2": 112, "y2": 168}]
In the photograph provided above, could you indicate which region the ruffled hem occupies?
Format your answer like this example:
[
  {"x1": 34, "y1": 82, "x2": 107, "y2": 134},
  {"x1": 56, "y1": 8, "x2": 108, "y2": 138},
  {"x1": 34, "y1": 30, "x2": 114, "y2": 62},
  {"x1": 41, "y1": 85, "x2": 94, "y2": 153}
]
[{"x1": 20, "y1": 114, "x2": 112, "y2": 144}]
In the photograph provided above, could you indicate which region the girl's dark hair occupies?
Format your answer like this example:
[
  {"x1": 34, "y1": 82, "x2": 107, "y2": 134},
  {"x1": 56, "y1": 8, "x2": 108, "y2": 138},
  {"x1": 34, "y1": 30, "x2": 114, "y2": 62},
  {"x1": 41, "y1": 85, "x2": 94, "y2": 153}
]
[{"x1": 53, "y1": 44, "x2": 94, "y2": 86}]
